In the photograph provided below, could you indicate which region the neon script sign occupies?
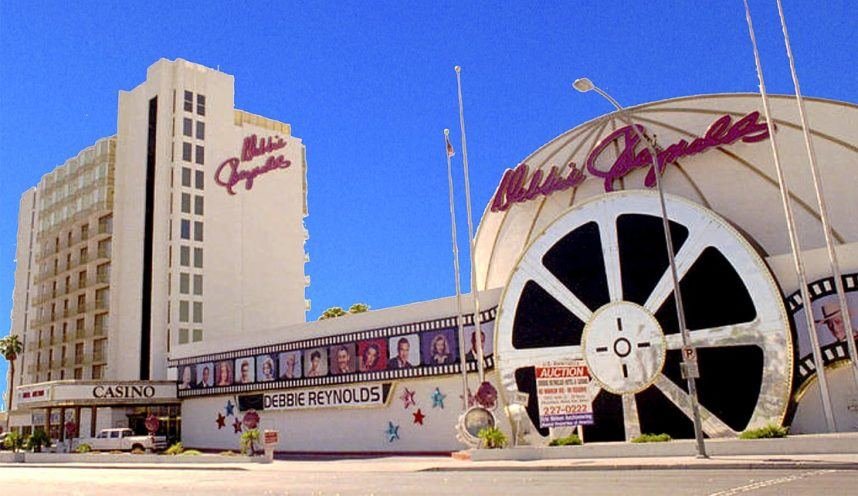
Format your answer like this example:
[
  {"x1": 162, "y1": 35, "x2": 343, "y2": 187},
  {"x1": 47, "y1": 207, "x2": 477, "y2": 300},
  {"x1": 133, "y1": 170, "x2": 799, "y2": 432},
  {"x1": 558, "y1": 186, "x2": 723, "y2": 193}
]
[
  {"x1": 215, "y1": 134, "x2": 292, "y2": 195},
  {"x1": 490, "y1": 111, "x2": 769, "y2": 212}
]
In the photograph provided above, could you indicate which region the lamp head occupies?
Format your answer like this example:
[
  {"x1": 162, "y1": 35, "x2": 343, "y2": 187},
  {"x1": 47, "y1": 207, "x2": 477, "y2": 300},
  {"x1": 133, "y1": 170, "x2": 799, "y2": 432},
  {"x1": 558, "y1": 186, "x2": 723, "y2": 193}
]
[{"x1": 573, "y1": 78, "x2": 594, "y2": 93}]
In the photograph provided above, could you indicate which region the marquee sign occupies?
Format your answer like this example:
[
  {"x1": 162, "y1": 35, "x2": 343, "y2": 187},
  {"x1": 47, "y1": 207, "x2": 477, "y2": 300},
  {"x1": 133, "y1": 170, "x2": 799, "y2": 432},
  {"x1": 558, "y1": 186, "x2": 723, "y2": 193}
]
[
  {"x1": 215, "y1": 134, "x2": 292, "y2": 195},
  {"x1": 490, "y1": 111, "x2": 769, "y2": 212},
  {"x1": 261, "y1": 383, "x2": 392, "y2": 411}
]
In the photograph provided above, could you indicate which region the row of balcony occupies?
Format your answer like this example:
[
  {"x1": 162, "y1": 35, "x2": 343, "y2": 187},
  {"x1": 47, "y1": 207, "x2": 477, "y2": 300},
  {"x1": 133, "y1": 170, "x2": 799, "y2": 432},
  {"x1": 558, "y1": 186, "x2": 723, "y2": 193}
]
[
  {"x1": 30, "y1": 299, "x2": 109, "y2": 327},
  {"x1": 35, "y1": 228, "x2": 112, "y2": 264},
  {"x1": 29, "y1": 326, "x2": 108, "y2": 348},
  {"x1": 31, "y1": 273, "x2": 110, "y2": 305},
  {"x1": 33, "y1": 249, "x2": 111, "y2": 284},
  {"x1": 25, "y1": 352, "x2": 106, "y2": 375},
  {"x1": 36, "y1": 198, "x2": 114, "y2": 241}
]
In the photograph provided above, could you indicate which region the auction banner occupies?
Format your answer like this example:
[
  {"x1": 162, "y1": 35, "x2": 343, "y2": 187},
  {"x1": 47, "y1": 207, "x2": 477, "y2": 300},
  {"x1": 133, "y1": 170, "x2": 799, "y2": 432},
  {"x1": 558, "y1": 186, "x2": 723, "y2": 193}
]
[
  {"x1": 262, "y1": 383, "x2": 392, "y2": 411},
  {"x1": 535, "y1": 362, "x2": 593, "y2": 428}
]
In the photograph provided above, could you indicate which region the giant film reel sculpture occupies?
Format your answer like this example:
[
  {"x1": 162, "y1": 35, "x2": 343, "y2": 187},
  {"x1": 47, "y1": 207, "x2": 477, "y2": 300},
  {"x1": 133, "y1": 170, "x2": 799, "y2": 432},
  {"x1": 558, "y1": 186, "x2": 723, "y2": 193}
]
[{"x1": 496, "y1": 192, "x2": 792, "y2": 442}]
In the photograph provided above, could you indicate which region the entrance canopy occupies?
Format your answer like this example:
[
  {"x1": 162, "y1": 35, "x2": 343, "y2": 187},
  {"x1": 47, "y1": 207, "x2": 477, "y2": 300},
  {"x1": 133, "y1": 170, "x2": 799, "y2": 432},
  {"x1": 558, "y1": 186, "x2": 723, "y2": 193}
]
[{"x1": 15, "y1": 381, "x2": 177, "y2": 410}]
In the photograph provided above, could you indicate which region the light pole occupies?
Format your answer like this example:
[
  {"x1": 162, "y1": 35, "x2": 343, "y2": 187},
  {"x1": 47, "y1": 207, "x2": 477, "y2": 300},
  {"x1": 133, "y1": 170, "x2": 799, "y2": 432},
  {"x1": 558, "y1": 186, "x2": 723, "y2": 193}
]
[{"x1": 573, "y1": 77, "x2": 708, "y2": 458}]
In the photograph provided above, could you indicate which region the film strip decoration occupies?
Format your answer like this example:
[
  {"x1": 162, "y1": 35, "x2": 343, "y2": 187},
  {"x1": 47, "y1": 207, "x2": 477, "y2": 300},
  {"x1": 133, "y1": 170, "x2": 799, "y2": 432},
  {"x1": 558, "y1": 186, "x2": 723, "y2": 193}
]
[
  {"x1": 170, "y1": 306, "x2": 498, "y2": 398},
  {"x1": 785, "y1": 272, "x2": 858, "y2": 385}
]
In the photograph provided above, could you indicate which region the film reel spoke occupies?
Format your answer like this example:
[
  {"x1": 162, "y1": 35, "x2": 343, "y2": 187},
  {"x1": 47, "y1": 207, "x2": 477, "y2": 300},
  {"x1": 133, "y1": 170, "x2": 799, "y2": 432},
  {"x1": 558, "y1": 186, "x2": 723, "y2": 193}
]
[
  {"x1": 595, "y1": 209, "x2": 623, "y2": 302},
  {"x1": 519, "y1": 256, "x2": 593, "y2": 322},
  {"x1": 664, "y1": 322, "x2": 767, "y2": 350},
  {"x1": 643, "y1": 235, "x2": 711, "y2": 314},
  {"x1": 622, "y1": 393, "x2": 642, "y2": 440},
  {"x1": 654, "y1": 374, "x2": 737, "y2": 437}
]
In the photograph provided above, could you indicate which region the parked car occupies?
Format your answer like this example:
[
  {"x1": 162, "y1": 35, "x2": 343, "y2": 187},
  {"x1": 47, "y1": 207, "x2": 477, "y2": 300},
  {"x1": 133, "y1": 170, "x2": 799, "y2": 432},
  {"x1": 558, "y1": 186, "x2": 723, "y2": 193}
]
[{"x1": 75, "y1": 428, "x2": 166, "y2": 452}]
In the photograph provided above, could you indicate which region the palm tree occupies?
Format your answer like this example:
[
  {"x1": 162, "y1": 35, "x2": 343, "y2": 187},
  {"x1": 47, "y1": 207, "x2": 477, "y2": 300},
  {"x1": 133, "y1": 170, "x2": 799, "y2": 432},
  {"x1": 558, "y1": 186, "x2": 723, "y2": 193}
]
[
  {"x1": 318, "y1": 306, "x2": 347, "y2": 320},
  {"x1": 1, "y1": 334, "x2": 23, "y2": 431},
  {"x1": 348, "y1": 303, "x2": 370, "y2": 314}
]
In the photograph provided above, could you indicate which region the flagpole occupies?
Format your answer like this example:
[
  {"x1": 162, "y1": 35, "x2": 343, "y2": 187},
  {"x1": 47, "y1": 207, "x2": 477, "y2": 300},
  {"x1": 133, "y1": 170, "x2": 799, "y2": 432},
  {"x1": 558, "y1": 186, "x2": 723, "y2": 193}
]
[
  {"x1": 444, "y1": 129, "x2": 471, "y2": 410},
  {"x1": 743, "y1": 0, "x2": 836, "y2": 431},
  {"x1": 454, "y1": 65, "x2": 486, "y2": 384},
  {"x1": 776, "y1": 0, "x2": 858, "y2": 390}
]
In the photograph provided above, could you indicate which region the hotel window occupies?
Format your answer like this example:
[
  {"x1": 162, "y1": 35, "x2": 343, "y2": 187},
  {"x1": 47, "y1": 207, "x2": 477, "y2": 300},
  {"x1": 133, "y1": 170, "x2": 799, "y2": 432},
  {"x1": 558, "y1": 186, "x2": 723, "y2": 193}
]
[
  {"x1": 179, "y1": 273, "x2": 189, "y2": 294},
  {"x1": 74, "y1": 368, "x2": 82, "y2": 380},
  {"x1": 181, "y1": 193, "x2": 191, "y2": 214},
  {"x1": 196, "y1": 94, "x2": 206, "y2": 116},
  {"x1": 184, "y1": 91, "x2": 193, "y2": 112},
  {"x1": 78, "y1": 270, "x2": 87, "y2": 289},
  {"x1": 192, "y1": 329, "x2": 203, "y2": 342},
  {"x1": 194, "y1": 195, "x2": 204, "y2": 215},
  {"x1": 181, "y1": 167, "x2": 192, "y2": 187},
  {"x1": 180, "y1": 246, "x2": 190, "y2": 266},
  {"x1": 196, "y1": 121, "x2": 205, "y2": 140},
  {"x1": 179, "y1": 301, "x2": 189, "y2": 322},
  {"x1": 182, "y1": 142, "x2": 192, "y2": 162},
  {"x1": 98, "y1": 215, "x2": 112, "y2": 235},
  {"x1": 195, "y1": 170, "x2": 204, "y2": 190},
  {"x1": 92, "y1": 365, "x2": 103, "y2": 380},
  {"x1": 193, "y1": 274, "x2": 202, "y2": 295},
  {"x1": 178, "y1": 328, "x2": 189, "y2": 344},
  {"x1": 180, "y1": 219, "x2": 191, "y2": 240},
  {"x1": 195, "y1": 145, "x2": 204, "y2": 165},
  {"x1": 183, "y1": 118, "x2": 192, "y2": 137},
  {"x1": 193, "y1": 302, "x2": 202, "y2": 323},
  {"x1": 193, "y1": 248, "x2": 203, "y2": 268},
  {"x1": 193, "y1": 221, "x2": 203, "y2": 241},
  {"x1": 80, "y1": 246, "x2": 88, "y2": 264}
]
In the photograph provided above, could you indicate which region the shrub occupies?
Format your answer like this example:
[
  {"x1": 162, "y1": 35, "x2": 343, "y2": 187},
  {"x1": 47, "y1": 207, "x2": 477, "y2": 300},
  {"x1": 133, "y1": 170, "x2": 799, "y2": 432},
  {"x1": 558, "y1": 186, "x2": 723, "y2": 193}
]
[
  {"x1": 631, "y1": 433, "x2": 672, "y2": 443},
  {"x1": 74, "y1": 443, "x2": 92, "y2": 453},
  {"x1": 477, "y1": 426, "x2": 508, "y2": 449},
  {"x1": 240, "y1": 428, "x2": 261, "y2": 455},
  {"x1": 3, "y1": 432, "x2": 25, "y2": 453},
  {"x1": 181, "y1": 449, "x2": 202, "y2": 456},
  {"x1": 219, "y1": 450, "x2": 237, "y2": 456},
  {"x1": 548, "y1": 433, "x2": 582, "y2": 446},
  {"x1": 26, "y1": 429, "x2": 51, "y2": 452},
  {"x1": 740, "y1": 424, "x2": 788, "y2": 439},
  {"x1": 131, "y1": 446, "x2": 145, "y2": 455},
  {"x1": 164, "y1": 442, "x2": 184, "y2": 455}
]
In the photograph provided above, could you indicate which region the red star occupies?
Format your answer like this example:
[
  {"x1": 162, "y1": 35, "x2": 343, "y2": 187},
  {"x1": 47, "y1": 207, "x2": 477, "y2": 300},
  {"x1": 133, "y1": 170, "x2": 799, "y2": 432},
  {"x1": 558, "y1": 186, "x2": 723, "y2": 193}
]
[
  {"x1": 232, "y1": 417, "x2": 243, "y2": 434},
  {"x1": 215, "y1": 413, "x2": 226, "y2": 429},
  {"x1": 412, "y1": 408, "x2": 426, "y2": 425}
]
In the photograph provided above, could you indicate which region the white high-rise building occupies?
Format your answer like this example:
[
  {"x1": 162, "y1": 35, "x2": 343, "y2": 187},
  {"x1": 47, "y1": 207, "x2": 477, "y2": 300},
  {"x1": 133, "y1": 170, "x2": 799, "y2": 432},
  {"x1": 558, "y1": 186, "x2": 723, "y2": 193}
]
[{"x1": 5, "y1": 59, "x2": 309, "y2": 439}]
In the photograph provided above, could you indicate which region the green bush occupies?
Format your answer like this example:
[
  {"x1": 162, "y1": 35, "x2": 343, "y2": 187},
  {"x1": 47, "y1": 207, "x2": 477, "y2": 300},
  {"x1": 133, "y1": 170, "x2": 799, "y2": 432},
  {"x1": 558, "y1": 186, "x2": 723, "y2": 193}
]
[
  {"x1": 3, "y1": 432, "x2": 25, "y2": 453},
  {"x1": 219, "y1": 450, "x2": 237, "y2": 456},
  {"x1": 240, "y1": 429, "x2": 261, "y2": 455},
  {"x1": 477, "y1": 427, "x2": 508, "y2": 449},
  {"x1": 131, "y1": 446, "x2": 145, "y2": 455},
  {"x1": 740, "y1": 424, "x2": 788, "y2": 439},
  {"x1": 631, "y1": 433, "x2": 672, "y2": 443},
  {"x1": 74, "y1": 443, "x2": 92, "y2": 453},
  {"x1": 548, "y1": 433, "x2": 582, "y2": 446},
  {"x1": 181, "y1": 449, "x2": 202, "y2": 456},
  {"x1": 164, "y1": 442, "x2": 184, "y2": 455},
  {"x1": 26, "y1": 429, "x2": 51, "y2": 452}
]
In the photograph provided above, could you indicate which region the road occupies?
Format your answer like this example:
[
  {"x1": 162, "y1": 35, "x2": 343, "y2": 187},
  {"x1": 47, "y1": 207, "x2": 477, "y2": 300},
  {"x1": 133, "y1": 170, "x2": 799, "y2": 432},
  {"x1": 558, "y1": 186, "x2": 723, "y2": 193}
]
[{"x1": 0, "y1": 465, "x2": 854, "y2": 496}]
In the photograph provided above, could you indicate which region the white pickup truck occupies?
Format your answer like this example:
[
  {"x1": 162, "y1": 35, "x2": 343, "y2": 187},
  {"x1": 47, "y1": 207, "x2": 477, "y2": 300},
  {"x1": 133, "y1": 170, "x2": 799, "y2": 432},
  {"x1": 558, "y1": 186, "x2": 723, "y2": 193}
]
[{"x1": 76, "y1": 428, "x2": 167, "y2": 452}]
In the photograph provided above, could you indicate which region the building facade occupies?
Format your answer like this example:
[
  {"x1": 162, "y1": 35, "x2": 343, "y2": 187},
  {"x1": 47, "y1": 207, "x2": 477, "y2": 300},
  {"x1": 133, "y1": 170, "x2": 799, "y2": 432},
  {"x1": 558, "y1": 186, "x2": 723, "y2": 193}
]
[{"x1": 6, "y1": 59, "x2": 309, "y2": 438}]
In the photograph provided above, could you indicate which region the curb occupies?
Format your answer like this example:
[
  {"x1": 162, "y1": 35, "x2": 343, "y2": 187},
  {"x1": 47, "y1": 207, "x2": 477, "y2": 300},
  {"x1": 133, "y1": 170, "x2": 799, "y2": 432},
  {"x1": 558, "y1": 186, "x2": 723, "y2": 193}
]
[
  {"x1": 422, "y1": 462, "x2": 858, "y2": 472},
  {"x1": 0, "y1": 463, "x2": 249, "y2": 471}
]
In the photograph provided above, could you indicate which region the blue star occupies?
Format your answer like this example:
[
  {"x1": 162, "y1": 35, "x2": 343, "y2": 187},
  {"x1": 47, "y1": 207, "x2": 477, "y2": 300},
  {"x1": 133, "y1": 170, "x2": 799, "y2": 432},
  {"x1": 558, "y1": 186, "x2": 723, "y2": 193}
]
[
  {"x1": 431, "y1": 387, "x2": 446, "y2": 409},
  {"x1": 225, "y1": 400, "x2": 235, "y2": 417},
  {"x1": 386, "y1": 421, "x2": 400, "y2": 442}
]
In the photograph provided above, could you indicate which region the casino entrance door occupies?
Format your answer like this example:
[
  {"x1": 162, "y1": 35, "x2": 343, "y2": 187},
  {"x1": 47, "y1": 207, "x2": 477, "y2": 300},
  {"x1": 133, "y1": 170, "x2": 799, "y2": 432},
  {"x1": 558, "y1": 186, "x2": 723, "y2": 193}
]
[{"x1": 127, "y1": 405, "x2": 181, "y2": 444}]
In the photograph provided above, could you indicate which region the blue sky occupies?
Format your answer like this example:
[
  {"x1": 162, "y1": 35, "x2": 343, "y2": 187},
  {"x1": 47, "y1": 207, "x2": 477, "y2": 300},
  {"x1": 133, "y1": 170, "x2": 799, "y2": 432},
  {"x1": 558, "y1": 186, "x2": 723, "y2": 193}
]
[{"x1": 1, "y1": 1, "x2": 855, "y2": 404}]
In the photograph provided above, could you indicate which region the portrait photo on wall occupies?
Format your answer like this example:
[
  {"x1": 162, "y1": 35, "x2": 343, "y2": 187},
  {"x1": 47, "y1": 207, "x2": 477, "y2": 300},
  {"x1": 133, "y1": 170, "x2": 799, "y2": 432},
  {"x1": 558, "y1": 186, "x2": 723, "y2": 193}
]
[
  {"x1": 329, "y1": 343, "x2": 357, "y2": 375},
  {"x1": 178, "y1": 365, "x2": 196, "y2": 390},
  {"x1": 421, "y1": 328, "x2": 459, "y2": 366},
  {"x1": 256, "y1": 353, "x2": 278, "y2": 382},
  {"x1": 196, "y1": 362, "x2": 214, "y2": 388},
  {"x1": 388, "y1": 334, "x2": 420, "y2": 369},
  {"x1": 305, "y1": 347, "x2": 329, "y2": 377},
  {"x1": 358, "y1": 339, "x2": 388, "y2": 372},
  {"x1": 278, "y1": 350, "x2": 302, "y2": 380},
  {"x1": 464, "y1": 321, "x2": 495, "y2": 361},
  {"x1": 215, "y1": 360, "x2": 234, "y2": 386},
  {"x1": 234, "y1": 357, "x2": 256, "y2": 384},
  {"x1": 793, "y1": 290, "x2": 858, "y2": 359}
]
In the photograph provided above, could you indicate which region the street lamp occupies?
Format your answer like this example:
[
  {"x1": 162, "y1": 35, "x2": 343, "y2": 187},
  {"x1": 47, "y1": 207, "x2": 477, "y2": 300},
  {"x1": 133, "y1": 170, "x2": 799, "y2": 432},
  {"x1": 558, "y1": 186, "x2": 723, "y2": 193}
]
[{"x1": 573, "y1": 77, "x2": 708, "y2": 458}]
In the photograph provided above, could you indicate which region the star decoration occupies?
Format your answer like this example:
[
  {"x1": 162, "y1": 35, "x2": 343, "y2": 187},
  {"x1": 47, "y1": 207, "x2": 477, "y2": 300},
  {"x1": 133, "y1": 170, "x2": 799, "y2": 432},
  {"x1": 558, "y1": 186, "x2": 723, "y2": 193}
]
[
  {"x1": 386, "y1": 421, "x2": 400, "y2": 442},
  {"x1": 412, "y1": 409, "x2": 425, "y2": 425},
  {"x1": 431, "y1": 387, "x2": 446, "y2": 409},
  {"x1": 400, "y1": 387, "x2": 416, "y2": 409},
  {"x1": 232, "y1": 417, "x2": 243, "y2": 434},
  {"x1": 215, "y1": 412, "x2": 226, "y2": 429},
  {"x1": 225, "y1": 400, "x2": 235, "y2": 417}
]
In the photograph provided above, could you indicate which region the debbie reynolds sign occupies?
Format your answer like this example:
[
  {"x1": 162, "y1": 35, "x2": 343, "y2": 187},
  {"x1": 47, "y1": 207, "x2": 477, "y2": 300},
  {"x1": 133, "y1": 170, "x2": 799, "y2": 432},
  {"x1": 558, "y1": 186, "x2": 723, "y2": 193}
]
[{"x1": 263, "y1": 383, "x2": 391, "y2": 411}]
